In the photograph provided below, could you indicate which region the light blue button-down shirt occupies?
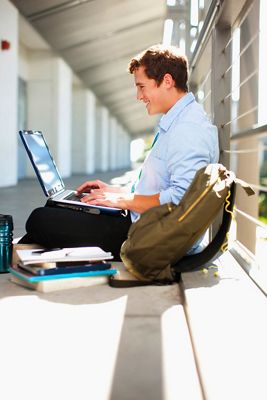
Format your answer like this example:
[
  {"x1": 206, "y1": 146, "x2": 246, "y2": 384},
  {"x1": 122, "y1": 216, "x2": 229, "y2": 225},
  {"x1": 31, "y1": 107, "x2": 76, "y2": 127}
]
[{"x1": 130, "y1": 92, "x2": 219, "y2": 253}]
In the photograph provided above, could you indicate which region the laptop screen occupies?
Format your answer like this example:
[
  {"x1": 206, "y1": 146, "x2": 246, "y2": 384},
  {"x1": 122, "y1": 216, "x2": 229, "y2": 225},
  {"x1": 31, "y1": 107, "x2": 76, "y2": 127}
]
[{"x1": 19, "y1": 130, "x2": 65, "y2": 197}]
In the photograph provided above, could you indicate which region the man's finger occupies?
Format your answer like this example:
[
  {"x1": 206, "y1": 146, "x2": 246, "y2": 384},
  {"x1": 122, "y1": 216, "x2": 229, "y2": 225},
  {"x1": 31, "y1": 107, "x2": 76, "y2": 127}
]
[
  {"x1": 81, "y1": 194, "x2": 104, "y2": 203},
  {"x1": 76, "y1": 182, "x2": 99, "y2": 193}
]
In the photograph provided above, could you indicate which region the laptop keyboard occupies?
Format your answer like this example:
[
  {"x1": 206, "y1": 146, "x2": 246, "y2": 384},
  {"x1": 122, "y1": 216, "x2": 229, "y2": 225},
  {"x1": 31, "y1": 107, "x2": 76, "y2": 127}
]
[{"x1": 64, "y1": 193, "x2": 85, "y2": 202}]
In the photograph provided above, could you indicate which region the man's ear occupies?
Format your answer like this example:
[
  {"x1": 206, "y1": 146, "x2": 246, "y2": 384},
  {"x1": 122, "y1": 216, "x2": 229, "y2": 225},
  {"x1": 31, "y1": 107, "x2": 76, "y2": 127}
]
[{"x1": 163, "y1": 73, "x2": 175, "y2": 88}]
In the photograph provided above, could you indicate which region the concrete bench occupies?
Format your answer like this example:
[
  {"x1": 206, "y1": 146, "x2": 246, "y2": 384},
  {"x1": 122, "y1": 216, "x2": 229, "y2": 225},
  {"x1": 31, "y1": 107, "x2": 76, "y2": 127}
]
[
  {"x1": 181, "y1": 250, "x2": 267, "y2": 400},
  {"x1": 0, "y1": 259, "x2": 202, "y2": 400},
  {"x1": 1, "y1": 246, "x2": 266, "y2": 399}
]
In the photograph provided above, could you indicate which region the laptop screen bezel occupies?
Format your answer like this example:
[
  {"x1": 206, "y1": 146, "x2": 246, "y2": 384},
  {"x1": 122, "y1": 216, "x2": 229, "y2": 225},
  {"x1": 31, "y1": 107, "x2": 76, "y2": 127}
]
[{"x1": 19, "y1": 130, "x2": 65, "y2": 197}]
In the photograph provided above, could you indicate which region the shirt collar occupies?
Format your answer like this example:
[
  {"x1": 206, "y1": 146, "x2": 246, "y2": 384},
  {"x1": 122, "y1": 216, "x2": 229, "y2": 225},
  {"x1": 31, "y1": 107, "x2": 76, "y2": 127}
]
[{"x1": 159, "y1": 92, "x2": 195, "y2": 132}]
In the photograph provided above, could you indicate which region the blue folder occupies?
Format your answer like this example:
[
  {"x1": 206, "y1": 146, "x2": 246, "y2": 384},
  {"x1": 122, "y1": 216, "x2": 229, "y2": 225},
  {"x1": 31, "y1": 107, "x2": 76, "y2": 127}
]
[
  {"x1": 18, "y1": 261, "x2": 112, "y2": 276},
  {"x1": 10, "y1": 266, "x2": 118, "y2": 283}
]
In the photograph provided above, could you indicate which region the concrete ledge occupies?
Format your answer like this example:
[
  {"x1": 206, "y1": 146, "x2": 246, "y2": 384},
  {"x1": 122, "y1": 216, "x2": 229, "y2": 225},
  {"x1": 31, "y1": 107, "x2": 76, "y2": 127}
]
[
  {"x1": 0, "y1": 261, "x2": 202, "y2": 400},
  {"x1": 181, "y1": 250, "x2": 267, "y2": 400}
]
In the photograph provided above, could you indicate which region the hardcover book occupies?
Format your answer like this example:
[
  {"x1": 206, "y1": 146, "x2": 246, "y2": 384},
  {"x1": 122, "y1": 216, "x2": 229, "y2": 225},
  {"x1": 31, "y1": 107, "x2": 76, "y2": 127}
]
[{"x1": 9, "y1": 265, "x2": 118, "y2": 293}]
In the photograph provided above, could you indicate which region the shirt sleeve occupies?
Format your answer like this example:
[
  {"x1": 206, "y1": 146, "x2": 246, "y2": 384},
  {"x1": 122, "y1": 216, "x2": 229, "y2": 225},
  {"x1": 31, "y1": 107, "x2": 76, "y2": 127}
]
[{"x1": 159, "y1": 121, "x2": 217, "y2": 205}]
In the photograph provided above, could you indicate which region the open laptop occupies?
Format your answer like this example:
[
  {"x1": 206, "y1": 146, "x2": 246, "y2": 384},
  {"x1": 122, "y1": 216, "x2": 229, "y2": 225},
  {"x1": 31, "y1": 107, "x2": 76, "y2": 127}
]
[{"x1": 19, "y1": 130, "x2": 123, "y2": 215}]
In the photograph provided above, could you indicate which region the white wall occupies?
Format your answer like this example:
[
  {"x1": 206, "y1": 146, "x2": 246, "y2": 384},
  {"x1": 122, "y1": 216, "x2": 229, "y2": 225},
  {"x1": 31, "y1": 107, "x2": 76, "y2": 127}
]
[{"x1": 0, "y1": 0, "x2": 18, "y2": 187}]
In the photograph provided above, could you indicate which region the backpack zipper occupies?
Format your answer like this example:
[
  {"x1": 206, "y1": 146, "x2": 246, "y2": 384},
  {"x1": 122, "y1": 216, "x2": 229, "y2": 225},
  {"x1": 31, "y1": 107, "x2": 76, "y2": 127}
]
[{"x1": 177, "y1": 173, "x2": 224, "y2": 222}]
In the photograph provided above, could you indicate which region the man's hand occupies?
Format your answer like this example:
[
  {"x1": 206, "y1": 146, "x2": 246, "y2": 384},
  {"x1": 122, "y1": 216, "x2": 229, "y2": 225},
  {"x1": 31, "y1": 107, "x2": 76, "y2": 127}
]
[
  {"x1": 77, "y1": 179, "x2": 160, "y2": 212},
  {"x1": 81, "y1": 190, "x2": 132, "y2": 209},
  {"x1": 81, "y1": 189, "x2": 160, "y2": 213},
  {"x1": 76, "y1": 180, "x2": 123, "y2": 195}
]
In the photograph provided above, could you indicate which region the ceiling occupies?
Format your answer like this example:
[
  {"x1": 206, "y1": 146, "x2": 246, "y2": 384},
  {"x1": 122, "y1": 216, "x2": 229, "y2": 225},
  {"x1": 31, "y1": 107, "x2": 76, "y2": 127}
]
[{"x1": 12, "y1": 0, "x2": 167, "y2": 138}]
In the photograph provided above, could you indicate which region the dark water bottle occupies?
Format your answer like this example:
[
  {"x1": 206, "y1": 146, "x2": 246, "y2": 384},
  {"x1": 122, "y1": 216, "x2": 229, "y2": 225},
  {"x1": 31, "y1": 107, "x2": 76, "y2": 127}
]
[{"x1": 0, "y1": 214, "x2": 13, "y2": 273}]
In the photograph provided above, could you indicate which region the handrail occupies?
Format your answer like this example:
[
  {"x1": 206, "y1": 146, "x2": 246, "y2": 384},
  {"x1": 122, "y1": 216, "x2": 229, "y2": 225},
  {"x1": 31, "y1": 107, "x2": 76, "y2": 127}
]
[
  {"x1": 189, "y1": 0, "x2": 224, "y2": 72},
  {"x1": 235, "y1": 208, "x2": 267, "y2": 230},
  {"x1": 230, "y1": 124, "x2": 267, "y2": 141}
]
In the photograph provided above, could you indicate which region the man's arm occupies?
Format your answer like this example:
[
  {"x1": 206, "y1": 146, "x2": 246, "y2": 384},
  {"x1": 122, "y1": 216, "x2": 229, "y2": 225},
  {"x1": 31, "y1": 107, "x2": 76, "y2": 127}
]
[
  {"x1": 123, "y1": 193, "x2": 160, "y2": 213},
  {"x1": 81, "y1": 190, "x2": 160, "y2": 213}
]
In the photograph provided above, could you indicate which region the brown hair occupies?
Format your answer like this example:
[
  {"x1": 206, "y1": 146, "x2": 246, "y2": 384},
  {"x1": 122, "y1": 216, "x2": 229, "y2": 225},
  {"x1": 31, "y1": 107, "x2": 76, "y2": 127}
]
[{"x1": 128, "y1": 44, "x2": 189, "y2": 92}]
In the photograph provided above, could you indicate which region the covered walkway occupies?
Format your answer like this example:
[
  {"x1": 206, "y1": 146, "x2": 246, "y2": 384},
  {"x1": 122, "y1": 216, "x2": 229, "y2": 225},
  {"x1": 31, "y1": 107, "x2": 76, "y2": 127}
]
[{"x1": 0, "y1": 0, "x2": 267, "y2": 399}]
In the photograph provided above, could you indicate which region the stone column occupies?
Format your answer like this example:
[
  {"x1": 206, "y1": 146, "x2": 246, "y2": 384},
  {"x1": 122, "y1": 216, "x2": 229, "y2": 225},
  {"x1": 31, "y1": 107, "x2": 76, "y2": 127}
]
[
  {"x1": 119, "y1": 127, "x2": 131, "y2": 169},
  {"x1": 124, "y1": 132, "x2": 131, "y2": 168},
  {"x1": 117, "y1": 125, "x2": 124, "y2": 169},
  {"x1": 27, "y1": 52, "x2": 72, "y2": 177},
  {"x1": 109, "y1": 117, "x2": 118, "y2": 171},
  {"x1": 72, "y1": 85, "x2": 96, "y2": 174},
  {"x1": 0, "y1": 0, "x2": 18, "y2": 187},
  {"x1": 95, "y1": 105, "x2": 109, "y2": 172}
]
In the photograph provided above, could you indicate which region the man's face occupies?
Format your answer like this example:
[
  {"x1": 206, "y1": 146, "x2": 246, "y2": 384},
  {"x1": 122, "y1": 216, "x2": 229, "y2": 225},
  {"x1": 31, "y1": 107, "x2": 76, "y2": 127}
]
[{"x1": 134, "y1": 66, "x2": 168, "y2": 115}]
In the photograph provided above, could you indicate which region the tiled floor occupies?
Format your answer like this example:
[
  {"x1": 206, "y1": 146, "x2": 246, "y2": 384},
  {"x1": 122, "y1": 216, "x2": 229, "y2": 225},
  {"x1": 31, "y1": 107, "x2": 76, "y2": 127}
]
[{"x1": 0, "y1": 168, "x2": 133, "y2": 238}]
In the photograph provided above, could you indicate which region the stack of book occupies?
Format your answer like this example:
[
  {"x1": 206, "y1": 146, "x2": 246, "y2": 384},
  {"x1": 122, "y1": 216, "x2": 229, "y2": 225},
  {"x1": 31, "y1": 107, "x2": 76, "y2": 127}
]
[{"x1": 10, "y1": 246, "x2": 117, "y2": 292}]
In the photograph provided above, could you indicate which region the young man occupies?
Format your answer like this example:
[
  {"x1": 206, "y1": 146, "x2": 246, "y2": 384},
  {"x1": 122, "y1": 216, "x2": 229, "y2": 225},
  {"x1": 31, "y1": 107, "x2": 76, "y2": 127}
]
[{"x1": 19, "y1": 45, "x2": 219, "y2": 259}]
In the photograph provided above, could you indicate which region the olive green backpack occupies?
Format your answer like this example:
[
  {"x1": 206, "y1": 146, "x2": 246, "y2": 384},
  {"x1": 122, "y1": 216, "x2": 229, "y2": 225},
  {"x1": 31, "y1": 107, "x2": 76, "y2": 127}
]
[{"x1": 109, "y1": 163, "x2": 254, "y2": 287}]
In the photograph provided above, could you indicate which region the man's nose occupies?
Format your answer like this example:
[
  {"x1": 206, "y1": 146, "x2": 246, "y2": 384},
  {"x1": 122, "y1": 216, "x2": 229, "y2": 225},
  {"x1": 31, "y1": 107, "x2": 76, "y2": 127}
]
[{"x1": 136, "y1": 89, "x2": 143, "y2": 101}]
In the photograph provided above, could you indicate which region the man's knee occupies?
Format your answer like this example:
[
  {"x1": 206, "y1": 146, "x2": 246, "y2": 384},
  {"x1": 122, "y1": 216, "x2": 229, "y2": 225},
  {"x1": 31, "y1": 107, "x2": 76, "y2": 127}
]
[{"x1": 25, "y1": 207, "x2": 49, "y2": 232}]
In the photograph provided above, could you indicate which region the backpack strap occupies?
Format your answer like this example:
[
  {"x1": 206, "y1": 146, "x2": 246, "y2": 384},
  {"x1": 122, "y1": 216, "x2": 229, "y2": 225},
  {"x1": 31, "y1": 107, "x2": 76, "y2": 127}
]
[
  {"x1": 171, "y1": 174, "x2": 254, "y2": 275},
  {"x1": 108, "y1": 274, "x2": 171, "y2": 287},
  {"x1": 234, "y1": 178, "x2": 255, "y2": 196},
  {"x1": 171, "y1": 182, "x2": 236, "y2": 274},
  {"x1": 109, "y1": 275, "x2": 153, "y2": 288}
]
